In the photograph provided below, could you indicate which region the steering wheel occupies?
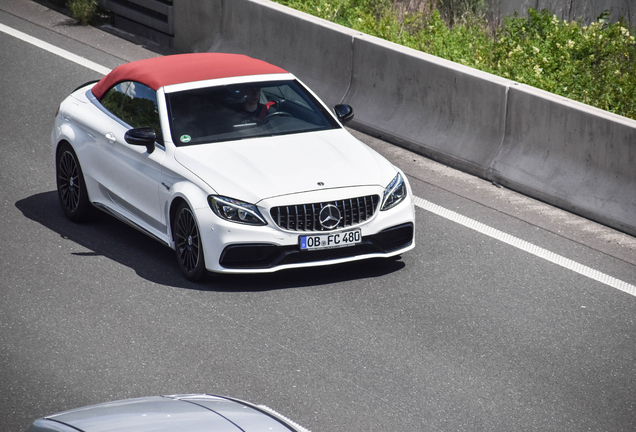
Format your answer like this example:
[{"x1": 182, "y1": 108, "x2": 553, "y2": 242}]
[{"x1": 258, "y1": 111, "x2": 292, "y2": 125}]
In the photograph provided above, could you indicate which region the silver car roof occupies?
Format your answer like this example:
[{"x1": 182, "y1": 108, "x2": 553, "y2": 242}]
[{"x1": 40, "y1": 395, "x2": 299, "y2": 432}]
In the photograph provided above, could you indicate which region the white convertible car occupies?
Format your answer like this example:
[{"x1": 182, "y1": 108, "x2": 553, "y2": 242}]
[{"x1": 52, "y1": 53, "x2": 415, "y2": 281}]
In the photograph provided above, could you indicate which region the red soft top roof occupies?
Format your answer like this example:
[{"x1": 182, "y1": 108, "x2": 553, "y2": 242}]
[{"x1": 91, "y1": 53, "x2": 288, "y2": 99}]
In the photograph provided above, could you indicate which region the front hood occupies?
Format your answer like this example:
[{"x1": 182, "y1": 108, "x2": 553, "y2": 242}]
[{"x1": 174, "y1": 129, "x2": 397, "y2": 203}]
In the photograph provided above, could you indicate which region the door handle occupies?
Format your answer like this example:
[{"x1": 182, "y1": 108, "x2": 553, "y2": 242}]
[{"x1": 105, "y1": 132, "x2": 116, "y2": 143}]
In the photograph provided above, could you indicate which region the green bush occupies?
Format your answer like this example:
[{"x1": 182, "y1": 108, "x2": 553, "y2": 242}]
[
  {"x1": 68, "y1": 0, "x2": 98, "y2": 25},
  {"x1": 273, "y1": 0, "x2": 636, "y2": 120},
  {"x1": 490, "y1": 9, "x2": 636, "y2": 118}
]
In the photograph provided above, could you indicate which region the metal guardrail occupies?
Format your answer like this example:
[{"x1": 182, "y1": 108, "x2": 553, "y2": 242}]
[{"x1": 99, "y1": 0, "x2": 173, "y2": 46}]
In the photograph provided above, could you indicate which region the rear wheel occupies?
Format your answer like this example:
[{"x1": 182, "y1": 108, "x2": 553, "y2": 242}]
[
  {"x1": 56, "y1": 143, "x2": 91, "y2": 222},
  {"x1": 173, "y1": 202, "x2": 207, "y2": 281}
]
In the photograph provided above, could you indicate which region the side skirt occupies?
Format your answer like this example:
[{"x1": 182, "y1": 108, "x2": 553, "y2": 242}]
[{"x1": 93, "y1": 202, "x2": 172, "y2": 248}]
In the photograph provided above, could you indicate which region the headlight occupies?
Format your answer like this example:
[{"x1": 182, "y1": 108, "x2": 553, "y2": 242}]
[
  {"x1": 381, "y1": 172, "x2": 407, "y2": 211},
  {"x1": 208, "y1": 196, "x2": 267, "y2": 225}
]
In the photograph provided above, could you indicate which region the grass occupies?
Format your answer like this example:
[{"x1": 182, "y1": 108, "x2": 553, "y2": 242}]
[{"x1": 67, "y1": 0, "x2": 98, "y2": 25}]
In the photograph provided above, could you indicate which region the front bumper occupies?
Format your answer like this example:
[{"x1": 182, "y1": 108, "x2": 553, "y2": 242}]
[{"x1": 219, "y1": 222, "x2": 414, "y2": 269}]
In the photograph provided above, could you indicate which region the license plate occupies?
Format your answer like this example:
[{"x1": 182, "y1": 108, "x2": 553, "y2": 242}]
[{"x1": 300, "y1": 229, "x2": 361, "y2": 250}]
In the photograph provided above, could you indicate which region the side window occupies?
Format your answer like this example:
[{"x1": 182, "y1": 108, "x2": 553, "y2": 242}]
[{"x1": 100, "y1": 81, "x2": 163, "y2": 144}]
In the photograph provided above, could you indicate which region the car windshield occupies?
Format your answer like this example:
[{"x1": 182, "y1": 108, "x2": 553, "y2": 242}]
[{"x1": 166, "y1": 80, "x2": 341, "y2": 146}]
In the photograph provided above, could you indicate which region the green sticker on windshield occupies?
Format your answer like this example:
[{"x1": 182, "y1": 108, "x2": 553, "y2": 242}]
[{"x1": 180, "y1": 135, "x2": 191, "y2": 143}]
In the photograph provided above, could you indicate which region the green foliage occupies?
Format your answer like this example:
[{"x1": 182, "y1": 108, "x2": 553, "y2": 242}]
[
  {"x1": 67, "y1": 0, "x2": 98, "y2": 25},
  {"x1": 490, "y1": 9, "x2": 636, "y2": 118},
  {"x1": 273, "y1": 0, "x2": 636, "y2": 120}
]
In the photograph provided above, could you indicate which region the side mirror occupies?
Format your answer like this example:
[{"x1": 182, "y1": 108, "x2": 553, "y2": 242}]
[
  {"x1": 334, "y1": 104, "x2": 354, "y2": 124},
  {"x1": 124, "y1": 127, "x2": 156, "y2": 154}
]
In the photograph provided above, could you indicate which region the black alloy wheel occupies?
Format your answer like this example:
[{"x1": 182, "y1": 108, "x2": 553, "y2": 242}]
[
  {"x1": 174, "y1": 202, "x2": 206, "y2": 281},
  {"x1": 56, "y1": 143, "x2": 91, "y2": 222}
]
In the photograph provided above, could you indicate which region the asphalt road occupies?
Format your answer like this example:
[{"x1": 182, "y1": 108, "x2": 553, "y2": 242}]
[{"x1": 1, "y1": 1, "x2": 635, "y2": 431}]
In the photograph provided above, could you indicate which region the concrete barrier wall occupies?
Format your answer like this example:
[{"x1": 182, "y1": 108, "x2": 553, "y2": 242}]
[
  {"x1": 346, "y1": 34, "x2": 511, "y2": 177},
  {"x1": 173, "y1": 0, "x2": 636, "y2": 236},
  {"x1": 491, "y1": 85, "x2": 636, "y2": 234},
  {"x1": 172, "y1": 0, "x2": 222, "y2": 54}
]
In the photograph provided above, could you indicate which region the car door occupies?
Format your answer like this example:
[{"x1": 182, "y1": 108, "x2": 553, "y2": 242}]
[{"x1": 92, "y1": 81, "x2": 166, "y2": 234}]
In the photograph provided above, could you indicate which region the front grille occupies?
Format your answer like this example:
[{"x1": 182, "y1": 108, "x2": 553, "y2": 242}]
[{"x1": 270, "y1": 195, "x2": 380, "y2": 232}]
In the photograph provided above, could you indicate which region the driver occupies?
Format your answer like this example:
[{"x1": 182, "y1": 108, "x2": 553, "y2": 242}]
[{"x1": 236, "y1": 87, "x2": 276, "y2": 122}]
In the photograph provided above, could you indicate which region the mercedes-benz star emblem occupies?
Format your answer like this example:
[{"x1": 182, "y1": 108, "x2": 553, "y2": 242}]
[{"x1": 319, "y1": 204, "x2": 341, "y2": 230}]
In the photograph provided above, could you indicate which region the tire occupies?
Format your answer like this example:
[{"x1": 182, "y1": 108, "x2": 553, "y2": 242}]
[
  {"x1": 56, "y1": 143, "x2": 92, "y2": 222},
  {"x1": 173, "y1": 201, "x2": 207, "y2": 282}
]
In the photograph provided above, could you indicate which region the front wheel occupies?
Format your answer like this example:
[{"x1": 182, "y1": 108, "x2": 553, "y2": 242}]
[
  {"x1": 173, "y1": 202, "x2": 207, "y2": 282},
  {"x1": 56, "y1": 143, "x2": 91, "y2": 222}
]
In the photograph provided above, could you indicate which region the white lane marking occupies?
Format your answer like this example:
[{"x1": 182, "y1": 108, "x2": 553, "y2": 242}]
[
  {"x1": 0, "y1": 23, "x2": 111, "y2": 75},
  {"x1": 5, "y1": 22, "x2": 634, "y2": 297},
  {"x1": 414, "y1": 196, "x2": 636, "y2": 297}
]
